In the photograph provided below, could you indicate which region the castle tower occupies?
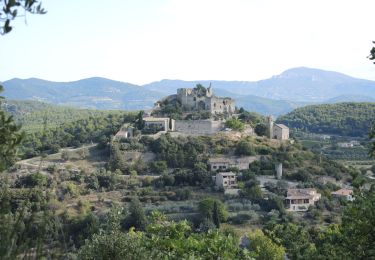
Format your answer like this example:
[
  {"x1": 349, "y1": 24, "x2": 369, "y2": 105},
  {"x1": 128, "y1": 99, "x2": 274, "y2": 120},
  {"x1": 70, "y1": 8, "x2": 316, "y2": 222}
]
[
  {"x1": 206, "y1": 83, "x2": 213, "y2": 97},
  {"x1": 267, "y1": 115, "x2": 274, "y2": 139}
]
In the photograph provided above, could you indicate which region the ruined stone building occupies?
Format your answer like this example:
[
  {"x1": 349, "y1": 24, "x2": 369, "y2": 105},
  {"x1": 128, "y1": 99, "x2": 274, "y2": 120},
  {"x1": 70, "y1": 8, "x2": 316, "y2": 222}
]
[
  {"x1": 156, "y1": 85, "x2": 235, "y2": 115},
  {"x1": 177, "y1": 86, "x2": 235, "y2": 114}
]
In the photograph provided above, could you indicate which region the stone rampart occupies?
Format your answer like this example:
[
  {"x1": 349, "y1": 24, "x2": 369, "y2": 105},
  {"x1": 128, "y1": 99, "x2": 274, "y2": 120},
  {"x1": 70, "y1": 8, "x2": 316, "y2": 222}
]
[{"x1": 175, "y1": 120, "x2": 224, "y2": 135}]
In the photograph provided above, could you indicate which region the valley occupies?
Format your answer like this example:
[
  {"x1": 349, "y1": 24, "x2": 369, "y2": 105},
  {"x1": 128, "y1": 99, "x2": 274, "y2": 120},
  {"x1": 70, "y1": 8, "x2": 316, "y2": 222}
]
[{"x1": 2, "y1": 83, "x2": 374, "y2": 258}]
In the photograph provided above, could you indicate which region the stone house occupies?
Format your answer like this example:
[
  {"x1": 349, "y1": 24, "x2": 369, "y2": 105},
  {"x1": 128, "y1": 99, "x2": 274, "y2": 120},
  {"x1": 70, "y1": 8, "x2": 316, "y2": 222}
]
[
  {"x1": 285, "y1": 188, "x2": 321, "y2": 212},
  {"x1": 208, "y1": 156, "x2": 259, "y2": 171},
  {"x1": 143, "y1": 117, "x2": 175, "y2": 132},
  {"x1": 114, "y1": 125, "x2": 134, "y2": 140},
  {"x1": 214, "y1": 172, "x2": 238, "y2": 189},
  {"x1": 331, "y1": 188, "x2": 354, "y2": 201},
  {"x1": 267, "y1": 116, "x2": 289, "y2": 140}
]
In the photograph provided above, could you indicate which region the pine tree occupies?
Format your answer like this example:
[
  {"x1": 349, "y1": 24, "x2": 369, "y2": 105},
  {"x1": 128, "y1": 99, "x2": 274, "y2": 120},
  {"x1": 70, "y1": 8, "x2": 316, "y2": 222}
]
[
  {"x1": 0, "y1": 85, "x2": 23, "y2": 172},
  {"x1": 125, "y1": 197, "x2": 147, "y2": 231}
]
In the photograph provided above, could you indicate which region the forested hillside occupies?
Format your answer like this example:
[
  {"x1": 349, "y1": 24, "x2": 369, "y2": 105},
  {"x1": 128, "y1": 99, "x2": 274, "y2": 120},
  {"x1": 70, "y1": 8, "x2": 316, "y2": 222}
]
[
  {"x1": 277, "y1": 102, "x2": 375, "y2": 137},
  {"x1": 1, "y1": 100, "x2": 132, "y2": 132},
  {"x1": 1, "y1": 100, "x2": 137, "y2": 158}
]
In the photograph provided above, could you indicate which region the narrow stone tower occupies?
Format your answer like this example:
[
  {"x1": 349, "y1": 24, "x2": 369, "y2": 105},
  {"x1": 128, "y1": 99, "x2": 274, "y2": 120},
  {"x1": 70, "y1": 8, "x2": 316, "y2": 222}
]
[
  {"x1": 267, "y1": 115, "x2": 274, "y2": 139},
  {"x1": 275, "y1": 162, "x2": 282, "y2": 180}
]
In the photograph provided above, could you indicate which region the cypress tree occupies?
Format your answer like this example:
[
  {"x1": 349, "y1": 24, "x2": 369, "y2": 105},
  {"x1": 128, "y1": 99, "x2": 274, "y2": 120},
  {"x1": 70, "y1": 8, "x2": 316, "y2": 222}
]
[{"x1": 213, "y1": 201, "x2": 220, "y2": 228}]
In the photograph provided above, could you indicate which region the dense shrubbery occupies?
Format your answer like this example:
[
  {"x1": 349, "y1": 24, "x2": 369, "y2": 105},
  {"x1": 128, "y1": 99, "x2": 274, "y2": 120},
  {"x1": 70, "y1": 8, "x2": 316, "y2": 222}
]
[
  {"x1": 225, "y1": 118, "x2": 245, "y2": 131},
  {"x1": 278, "y1": 102, "x2": 375, "y2": 137},
  {"x1": 20, "y1": 112, "x2": 136, "y2": 158}
]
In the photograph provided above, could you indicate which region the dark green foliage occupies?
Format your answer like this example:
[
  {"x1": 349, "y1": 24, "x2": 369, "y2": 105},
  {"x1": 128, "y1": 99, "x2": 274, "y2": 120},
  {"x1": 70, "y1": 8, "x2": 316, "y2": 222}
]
[
  {"x1": 0, "y1": 186, "x2": 62, "y2": 259},
  {"x1": 20, "y1": 111, "x2": 134, "y2": 158},
  {"x1": 154, "y1": 99, "x2": 183, "y2": 119},
  {"x1": 370, "y1": 124, "x2": 375, "y2": 158},
  {"x1": 238, "y1": 109, "x2": 265, "y2": 126},
  {"x1": 369, "y1": 41, "x2": 375, "y2": 64},
  {"x1": 212, "y1": 201, "x2": 221, "y2": 228},
  {"x1": 198, "y1": 198, "x2": 228, "y2": 223},
  {"x1": 235, "y1": 141, "x2": 256, "y2": 156},
  {"x1": 96, "y1": 172, "x2": 117, "y2": 191},
  {"x1": 340, "y1": 187, "x2": 375, "y2": 259},
  {"x1": 0, "y1": 0, "x2": 46, "y2": 35},
  {"x1": 150, "y1": 134, "x2": 207, "y2": 168},
  {"x1": 242, "y1": 179, "x2": 263, "y2": 201},
  {"x1": 123, "y1": 197, "x2": 147, "y2": 231},
  {"x1": 0, "y1": 86, "x2": 24, "y2": 171},
  {"x1": 79, "y1": 219, "x2": 248, "y2": 259},
  {"x1": 15, "y1": 172, "x2": 48, "y2": 188},
  {"x1": 135, "y1": 111, "x2": 145, "y2": 130},
  {"x1": 171, "y1": 167, "x2": 212, "y2": 186},
  {"x1": 172, "y1": 188, "x2": 191, "y2": 201},
  {"x1": 149, "y1": 161, "x2": 167, "y2": 174},
  {"x1": 225, "y1": 118, "x2": 245, "y2": 131},
  {"x1": 255, "y1": 123, "x2": 268, "y2": 136},
  {"x1": 65, "y1": 213, "x2": 100, "y2": 247},
  {"x1": 278, "y1": 102, "x2": 375, "y2": 137},
  {"x1": 194, "y1": 83, "x2": 207, "y2": 97}
]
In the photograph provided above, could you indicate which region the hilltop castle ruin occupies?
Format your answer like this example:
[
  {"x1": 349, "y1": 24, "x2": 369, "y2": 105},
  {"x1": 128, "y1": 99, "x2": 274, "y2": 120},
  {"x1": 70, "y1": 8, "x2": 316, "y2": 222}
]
[{"x1": 156, "y1": 84, "x2": 235, "y2": 115}]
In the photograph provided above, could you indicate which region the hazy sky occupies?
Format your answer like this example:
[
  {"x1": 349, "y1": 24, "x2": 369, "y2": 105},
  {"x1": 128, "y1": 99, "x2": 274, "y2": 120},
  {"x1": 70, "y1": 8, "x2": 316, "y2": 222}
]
[{"x1": 1, "y1": 0, "x2": 375, "y2": 85}]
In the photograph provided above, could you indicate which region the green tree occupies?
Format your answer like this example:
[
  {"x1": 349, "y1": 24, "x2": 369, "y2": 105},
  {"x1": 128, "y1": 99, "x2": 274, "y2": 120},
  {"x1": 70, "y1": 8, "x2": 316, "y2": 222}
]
[
  {"x1": 0, "y1": 0, "x2": 46, "y2": 35},
  {"x1": 340, "y1": 187, "x2": 375, "y2": 259},
  {"x1": 369, "y1": 124, "x2": 375, "y2": 158},
  {"x1": 235, "y1": 140, "x2": 256, "y2": 156},
  {"x1": 369, "y1": 41, "x2": 375, "y2": 63},
  {"x1": 255, "y1": 123, "x2": 268, "y2": 136},
  {"x1": 225, "y1": 118, "x2": 245, "y2": 131},
  {"x1": 0, "y1": 86, "x2": 24, "y2": 172},
  {"x1": 135, "y1": 110, "x2": 145, "y2": 130},
  {"x1": 198, "y1": 198, "x2": 228, "y2": 223},
  {"x1": 124, "y1": 197, "x2": 147, "y2": 231},
  {"x1": 212, "y1": 201, "x2": 221, "y2": 228},
  {"x1": 149, "y1": 160, "x2": 167, "y2": 174},
  {"x1": 248, "y1": 230, "x2": 285, "y2": 260}
]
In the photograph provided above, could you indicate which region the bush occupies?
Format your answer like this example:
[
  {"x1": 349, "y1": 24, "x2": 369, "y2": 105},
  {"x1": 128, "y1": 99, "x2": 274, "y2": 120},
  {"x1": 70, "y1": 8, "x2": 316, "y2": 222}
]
[
  {"x1": 229, "y1": 213, "x2": 252, "y2": 224},
  {"x1": 225, "y1": 118, "x2": 245, "y2": 131},
  {"x1": 235, "y1": 141, "x2": 256, "y2": 156},
  {"x1": 15, "y1": 172, "x2": 48, "y2": 188}
]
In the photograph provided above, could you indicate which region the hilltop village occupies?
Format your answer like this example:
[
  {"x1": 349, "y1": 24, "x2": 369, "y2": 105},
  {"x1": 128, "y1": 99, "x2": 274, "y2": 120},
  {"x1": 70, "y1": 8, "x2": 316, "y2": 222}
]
[
  {"x1": 112, "y1": 84, "x2": 352, "y2": 211},
  {"x1": 3, "y1": 83, "x2": 373, "y2": 258},
  {"x1": 116, "y1": 84, "x2": 289, "y2": 139}
]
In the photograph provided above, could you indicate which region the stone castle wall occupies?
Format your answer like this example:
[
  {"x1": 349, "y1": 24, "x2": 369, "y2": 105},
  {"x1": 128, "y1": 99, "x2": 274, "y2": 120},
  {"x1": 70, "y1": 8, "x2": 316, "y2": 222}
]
[
  {"x1": 176, "y1": 88, "x2": 235, "y2": 114},
  {"x1": 175, "y1": 120, "x2": 224, "y2": 135}
]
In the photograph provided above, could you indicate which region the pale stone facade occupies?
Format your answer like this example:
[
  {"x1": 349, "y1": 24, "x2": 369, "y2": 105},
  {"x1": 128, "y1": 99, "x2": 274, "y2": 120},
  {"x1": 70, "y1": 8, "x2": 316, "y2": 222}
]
[
  {"x1": 143, "y1": 117, "x2": 175, "y2": 132},
  {"x1": 267, "y1": 116, "x2": 289, "y2": 140},
  {"x1": 331, "y1": 188, "x2": 354, "y2": 201},
  {"x1": 285, "y1": 188, "x2": 321, "y2": 212},
  {"x1": 208, "y1": 156, "x2": 259, "y2": 171},
  {"x1": 114, "y1": 125, "x2": 134, "y2": 140},
  {"x1": 176, "y1": 86, "x2": 235, "y2": 115},
  {"x1": 175, "y1": 119, "x2": 224, "y2": 135},
  {"x1": 214, "y1": 172, "x2": 238, "y2": 189}
]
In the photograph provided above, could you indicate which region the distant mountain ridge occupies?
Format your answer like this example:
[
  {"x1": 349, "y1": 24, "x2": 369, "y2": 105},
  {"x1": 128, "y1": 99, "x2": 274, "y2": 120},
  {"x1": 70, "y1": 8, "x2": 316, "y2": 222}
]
[
  {"x1": 2, "y1": 67, "x2": 375, "y2": 115},
  {"x1": 144, "y1": 67, "x2": 375, "y2": 102}
]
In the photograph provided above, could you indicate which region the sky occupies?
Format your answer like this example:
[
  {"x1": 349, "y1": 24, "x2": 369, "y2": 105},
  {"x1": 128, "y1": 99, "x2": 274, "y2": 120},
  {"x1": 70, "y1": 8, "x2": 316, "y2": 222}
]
[{"x1": 1, "y1": 0, "x2": 375, "y2": 85}]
